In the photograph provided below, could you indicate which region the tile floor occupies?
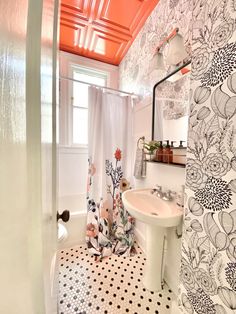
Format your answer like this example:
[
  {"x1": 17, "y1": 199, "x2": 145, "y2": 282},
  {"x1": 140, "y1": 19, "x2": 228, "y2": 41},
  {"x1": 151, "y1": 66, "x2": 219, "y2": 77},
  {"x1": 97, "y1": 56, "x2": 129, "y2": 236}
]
[{"x1": 58, "y1": 244, "x2": 174, "y2": 314}]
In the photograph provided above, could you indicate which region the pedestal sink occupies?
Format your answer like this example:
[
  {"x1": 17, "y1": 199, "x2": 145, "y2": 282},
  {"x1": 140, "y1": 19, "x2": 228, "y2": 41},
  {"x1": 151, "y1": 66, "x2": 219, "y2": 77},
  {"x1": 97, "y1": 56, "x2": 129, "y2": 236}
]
[{"x1": 122, "y1": 188, "x2": 183, "y2": 292}]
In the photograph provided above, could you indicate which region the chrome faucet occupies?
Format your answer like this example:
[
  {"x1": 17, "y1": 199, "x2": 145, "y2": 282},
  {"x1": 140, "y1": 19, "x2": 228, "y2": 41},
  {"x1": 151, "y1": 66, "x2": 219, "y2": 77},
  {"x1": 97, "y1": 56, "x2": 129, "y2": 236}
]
[
  {"x1": 162, "y1": 190, "x2": 174, "y2": 201},
  {"x1": 156, "y1": 185, "x2": 163, "y2": 198},
  {"x1": 151, "y1": 185, "x2": 163, "y2": 198},
  {"x1": 151, "y1": 185, "x2": 176, "y2": 201}
]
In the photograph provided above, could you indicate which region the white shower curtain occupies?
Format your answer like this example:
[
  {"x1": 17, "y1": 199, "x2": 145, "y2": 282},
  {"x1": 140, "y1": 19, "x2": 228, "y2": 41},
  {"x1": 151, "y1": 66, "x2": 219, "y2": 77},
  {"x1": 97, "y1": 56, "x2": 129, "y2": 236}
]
[{"x1": 86, "y1": 86, "x2": 135, "y2": 260}]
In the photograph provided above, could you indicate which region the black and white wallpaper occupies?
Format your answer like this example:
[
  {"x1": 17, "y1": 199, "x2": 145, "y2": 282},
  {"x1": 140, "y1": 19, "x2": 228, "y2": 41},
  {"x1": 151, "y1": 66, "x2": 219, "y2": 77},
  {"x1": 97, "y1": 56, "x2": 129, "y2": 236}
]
[
  {"x1": 120, "y1": 0, "x2": 236, "y2": 312},
  {"x1": 179, "y1": 0, "x2": 236, "y2": 313},
  {"x1": 119, "y1": 0, "x2": 192, "y2": 96}
]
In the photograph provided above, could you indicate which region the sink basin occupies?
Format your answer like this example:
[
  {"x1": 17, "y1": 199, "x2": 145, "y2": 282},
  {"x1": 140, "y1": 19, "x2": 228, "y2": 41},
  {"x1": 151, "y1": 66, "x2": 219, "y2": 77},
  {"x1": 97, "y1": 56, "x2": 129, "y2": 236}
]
[
  {"x1": 122, "y1": 188, "x2": 183, "y2": 292},
  {"x1": 122, "y1": 188, "x2": 183, "y2": 227}
]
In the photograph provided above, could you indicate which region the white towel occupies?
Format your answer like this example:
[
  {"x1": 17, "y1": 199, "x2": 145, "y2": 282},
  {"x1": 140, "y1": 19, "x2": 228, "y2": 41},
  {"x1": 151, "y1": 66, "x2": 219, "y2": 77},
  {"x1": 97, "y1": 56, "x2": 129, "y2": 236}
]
[{"x1": 134, "y1": 147, "x2": 146, "y2": 179}]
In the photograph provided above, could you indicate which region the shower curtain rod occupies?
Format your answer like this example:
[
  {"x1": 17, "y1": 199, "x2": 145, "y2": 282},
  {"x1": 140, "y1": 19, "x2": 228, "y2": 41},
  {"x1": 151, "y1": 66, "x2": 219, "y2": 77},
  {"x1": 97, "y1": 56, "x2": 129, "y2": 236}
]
[{"x1": 59, "y1": 75, "x2": 139, "y2": 97}]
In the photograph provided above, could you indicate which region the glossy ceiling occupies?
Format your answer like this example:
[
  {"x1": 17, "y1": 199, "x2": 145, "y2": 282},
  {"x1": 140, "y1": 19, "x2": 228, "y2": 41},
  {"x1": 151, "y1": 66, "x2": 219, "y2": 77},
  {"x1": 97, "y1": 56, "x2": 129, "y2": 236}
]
[{"x1": 60, "y1": 0, "x2": 160, "y2": 65}]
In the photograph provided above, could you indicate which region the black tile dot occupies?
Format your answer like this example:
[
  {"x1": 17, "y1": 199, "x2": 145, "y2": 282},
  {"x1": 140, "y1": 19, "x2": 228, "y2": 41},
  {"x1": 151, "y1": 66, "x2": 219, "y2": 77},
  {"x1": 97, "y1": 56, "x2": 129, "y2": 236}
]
[{"x1": 59, "y1": 245, "x2": 173, "y2": 313}]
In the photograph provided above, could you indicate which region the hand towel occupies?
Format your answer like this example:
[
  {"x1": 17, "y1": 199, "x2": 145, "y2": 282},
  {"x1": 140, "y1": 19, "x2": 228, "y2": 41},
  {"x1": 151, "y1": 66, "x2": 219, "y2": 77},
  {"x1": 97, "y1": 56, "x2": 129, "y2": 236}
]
[{"x1": 133, "y1": 146, "x2": 146, "y2": 179}]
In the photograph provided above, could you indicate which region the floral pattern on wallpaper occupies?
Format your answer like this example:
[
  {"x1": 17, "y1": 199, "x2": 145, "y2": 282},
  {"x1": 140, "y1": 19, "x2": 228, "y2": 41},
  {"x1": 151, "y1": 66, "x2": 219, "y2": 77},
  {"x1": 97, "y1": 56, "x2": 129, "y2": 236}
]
[
  {"x1": 179, "y1": 0, "x2": 236, "y2": 313},
  {"x1": 156, "y1": 75, "x2": 190, "y2": 101},
  {"x1": 119, "y1": 0, "x2": 192, "y2": 95},
  {"x1": 156, "y1": 74, "x2": 191, "y2": 120},
  {"x1": 86, "y1": 149, "x2": 135, "y2": 261}
]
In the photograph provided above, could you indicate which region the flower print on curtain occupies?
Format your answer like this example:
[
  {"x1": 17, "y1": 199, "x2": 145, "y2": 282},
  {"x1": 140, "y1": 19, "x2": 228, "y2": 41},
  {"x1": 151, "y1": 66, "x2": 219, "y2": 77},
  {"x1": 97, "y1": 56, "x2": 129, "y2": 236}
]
[{"x1": 86, "y1": 86, "x2": 135, "y2": 261}]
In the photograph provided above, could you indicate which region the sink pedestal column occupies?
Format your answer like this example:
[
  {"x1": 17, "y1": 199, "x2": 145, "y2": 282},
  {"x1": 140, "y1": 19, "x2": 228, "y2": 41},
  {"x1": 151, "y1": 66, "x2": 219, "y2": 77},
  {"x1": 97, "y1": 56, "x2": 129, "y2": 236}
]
[{"x1": 143, "y1": 225, "x2": 165, "y2": 292}]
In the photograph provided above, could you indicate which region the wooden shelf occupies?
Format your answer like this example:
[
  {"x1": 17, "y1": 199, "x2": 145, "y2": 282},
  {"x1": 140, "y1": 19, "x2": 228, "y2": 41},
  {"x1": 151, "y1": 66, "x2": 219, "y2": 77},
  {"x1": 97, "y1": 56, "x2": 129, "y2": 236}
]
[{"x1": 146, "y1": 160, "x2": 186, "y2": 168}]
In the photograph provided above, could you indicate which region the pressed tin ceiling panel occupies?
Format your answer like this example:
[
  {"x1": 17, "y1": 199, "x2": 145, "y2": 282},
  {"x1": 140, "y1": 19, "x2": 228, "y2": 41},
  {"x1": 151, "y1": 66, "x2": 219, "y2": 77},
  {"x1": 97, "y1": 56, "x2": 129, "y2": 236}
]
[{"x1": 60, "y1": 0, "x2": 160, "y2": 65}]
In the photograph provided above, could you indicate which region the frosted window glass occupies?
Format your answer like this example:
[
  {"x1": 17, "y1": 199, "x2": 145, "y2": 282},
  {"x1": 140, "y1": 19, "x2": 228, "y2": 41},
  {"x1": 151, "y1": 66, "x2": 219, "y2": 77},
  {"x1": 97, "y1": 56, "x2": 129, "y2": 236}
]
[
  {"x1": 73, "y1": 72, "x2": 106, "y2": 108},
  {"x1": 73, "y1": 108, "x2": 88, "y2": 145},
  {"x1": 71, "y1": 68, "x2": 107, "y2": 145}
]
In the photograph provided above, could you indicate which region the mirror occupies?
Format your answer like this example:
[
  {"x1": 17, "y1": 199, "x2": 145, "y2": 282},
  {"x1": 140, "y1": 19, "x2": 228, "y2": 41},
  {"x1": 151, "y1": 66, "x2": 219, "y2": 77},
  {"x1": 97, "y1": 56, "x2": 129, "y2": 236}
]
[{"x1": 152, "y1": 61, "x2": 191, "y2": 147}]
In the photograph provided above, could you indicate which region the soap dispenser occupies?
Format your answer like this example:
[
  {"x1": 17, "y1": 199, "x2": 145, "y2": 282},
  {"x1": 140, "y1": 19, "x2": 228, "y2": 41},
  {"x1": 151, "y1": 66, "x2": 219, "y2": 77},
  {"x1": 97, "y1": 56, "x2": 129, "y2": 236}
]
[
  {"x1": 155, "y1": 141, "x2": 163, "y2": 162},
  {"x1": 163, "y1": 140, "x2": 173, "y2": 163}
]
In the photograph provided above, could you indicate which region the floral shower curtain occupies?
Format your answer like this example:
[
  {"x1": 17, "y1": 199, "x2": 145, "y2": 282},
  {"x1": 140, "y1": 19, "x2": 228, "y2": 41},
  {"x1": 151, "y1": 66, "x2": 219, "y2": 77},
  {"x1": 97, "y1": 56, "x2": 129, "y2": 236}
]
[{"x1": 86, "y1": 86, "x2": 135, "y2": 260}]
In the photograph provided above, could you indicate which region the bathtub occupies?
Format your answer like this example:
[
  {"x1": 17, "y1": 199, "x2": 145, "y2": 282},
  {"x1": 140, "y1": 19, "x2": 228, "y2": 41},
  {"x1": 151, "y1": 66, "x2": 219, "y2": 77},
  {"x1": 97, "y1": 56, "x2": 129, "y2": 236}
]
[{"x1": 58, "y1": 194, "x2": 87, "y2": 249}]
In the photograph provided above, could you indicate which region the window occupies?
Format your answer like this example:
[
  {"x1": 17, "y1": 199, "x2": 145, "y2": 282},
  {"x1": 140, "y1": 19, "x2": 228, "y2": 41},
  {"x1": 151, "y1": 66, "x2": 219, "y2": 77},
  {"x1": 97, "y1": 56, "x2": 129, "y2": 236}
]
[{"x1": 71, "y1": 66, "x2": 107, "y2": 145}]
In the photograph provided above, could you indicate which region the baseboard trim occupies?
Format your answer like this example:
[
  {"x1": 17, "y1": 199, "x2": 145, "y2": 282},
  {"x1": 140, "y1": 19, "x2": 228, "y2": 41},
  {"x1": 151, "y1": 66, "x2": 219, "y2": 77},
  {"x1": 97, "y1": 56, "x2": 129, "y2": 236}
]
[{"x1": 171, "y1": 300, "x2": 186, "y2": 314}]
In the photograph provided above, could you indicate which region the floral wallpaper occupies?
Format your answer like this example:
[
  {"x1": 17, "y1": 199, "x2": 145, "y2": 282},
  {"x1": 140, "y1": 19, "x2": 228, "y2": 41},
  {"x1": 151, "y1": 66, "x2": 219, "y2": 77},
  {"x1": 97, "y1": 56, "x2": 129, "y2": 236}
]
[
  {"x1": 179, "y1": 0, "x2": 236, "y2": 313},
  {"x1": 156, "y1": 74, "x2": 191, "y2": 120},
  {"x1": 120, "y1": 0, "x2": 236, "y2": 312},
  {"x1": 119, "y1": 0, "x2": 192, "y2": 96}
]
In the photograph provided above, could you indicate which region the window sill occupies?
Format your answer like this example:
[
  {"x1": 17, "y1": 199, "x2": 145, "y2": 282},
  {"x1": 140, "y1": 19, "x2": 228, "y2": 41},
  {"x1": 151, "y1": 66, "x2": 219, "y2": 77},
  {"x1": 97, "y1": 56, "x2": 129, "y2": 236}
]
[{"x1": 59, "y1": 145, "x2": 88, "y2": 154}]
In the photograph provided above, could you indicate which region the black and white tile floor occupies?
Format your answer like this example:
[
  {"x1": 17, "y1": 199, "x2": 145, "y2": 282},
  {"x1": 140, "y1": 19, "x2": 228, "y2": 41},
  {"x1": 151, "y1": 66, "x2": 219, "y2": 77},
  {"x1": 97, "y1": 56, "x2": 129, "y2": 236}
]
[{"x1": 58, "y1": 244, "x2": 174, "y2": 314}]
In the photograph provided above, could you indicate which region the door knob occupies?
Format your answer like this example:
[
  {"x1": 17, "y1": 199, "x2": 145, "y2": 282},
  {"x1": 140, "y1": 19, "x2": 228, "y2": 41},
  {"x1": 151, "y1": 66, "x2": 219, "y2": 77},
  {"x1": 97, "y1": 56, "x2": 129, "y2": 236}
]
[{"x1": 57, "y1": 210, "x2": 70, "y2": 222}]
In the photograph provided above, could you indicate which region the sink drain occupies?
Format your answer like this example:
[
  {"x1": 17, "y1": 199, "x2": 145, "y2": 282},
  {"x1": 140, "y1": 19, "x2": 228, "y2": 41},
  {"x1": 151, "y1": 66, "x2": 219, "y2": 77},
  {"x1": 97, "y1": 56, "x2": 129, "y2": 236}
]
[{"x1": 151, "y1": 212, "x2": 159, "y2": 216}]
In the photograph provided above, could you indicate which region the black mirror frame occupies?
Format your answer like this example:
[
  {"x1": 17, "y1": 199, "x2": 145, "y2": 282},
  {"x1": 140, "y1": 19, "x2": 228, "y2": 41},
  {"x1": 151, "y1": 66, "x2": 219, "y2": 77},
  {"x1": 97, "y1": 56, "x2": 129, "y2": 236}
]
[{"x1": 151, "y1": 60, "x2": 191, "y2": 141}]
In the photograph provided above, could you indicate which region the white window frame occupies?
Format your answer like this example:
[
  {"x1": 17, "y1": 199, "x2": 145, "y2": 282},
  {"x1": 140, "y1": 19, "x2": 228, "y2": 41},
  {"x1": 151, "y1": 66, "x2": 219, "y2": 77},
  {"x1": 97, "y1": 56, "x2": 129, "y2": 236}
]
[{"x1": 66, "y1": 64, "x2": 109, "y2": 148}]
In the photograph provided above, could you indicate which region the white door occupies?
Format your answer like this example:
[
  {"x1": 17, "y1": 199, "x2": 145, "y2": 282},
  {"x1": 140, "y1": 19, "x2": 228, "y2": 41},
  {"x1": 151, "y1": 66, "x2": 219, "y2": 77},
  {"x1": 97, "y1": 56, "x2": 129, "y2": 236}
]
[{"x1": 0, "y1": 0, "x2": 59, "y2": 313}]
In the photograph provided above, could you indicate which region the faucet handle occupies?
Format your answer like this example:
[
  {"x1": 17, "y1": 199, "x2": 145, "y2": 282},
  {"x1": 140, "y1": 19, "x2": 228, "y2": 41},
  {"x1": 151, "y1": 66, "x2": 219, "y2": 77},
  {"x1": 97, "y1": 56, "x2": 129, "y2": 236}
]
[
  {"x1": 155, "y1": 184, "x2": 162, "y2": 191},
  {"x1": 163, "y1": 190, "x2": 176, "y2": 201}
]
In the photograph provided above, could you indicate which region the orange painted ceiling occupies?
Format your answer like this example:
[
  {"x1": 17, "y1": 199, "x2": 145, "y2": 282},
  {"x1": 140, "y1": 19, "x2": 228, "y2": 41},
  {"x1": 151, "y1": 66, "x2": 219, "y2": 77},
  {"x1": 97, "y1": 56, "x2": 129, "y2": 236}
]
[{"x1": 60, "y1": 0, "x2": 160, "y2": 65}]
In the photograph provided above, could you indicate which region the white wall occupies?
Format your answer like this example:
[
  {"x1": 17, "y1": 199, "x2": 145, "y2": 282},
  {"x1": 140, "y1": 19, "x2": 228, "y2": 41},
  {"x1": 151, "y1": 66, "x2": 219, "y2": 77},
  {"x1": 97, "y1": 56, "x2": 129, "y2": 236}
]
[
  {"x1": 58, "y1": 52, "x2": 119, "y2": 212},
  {"x1": 133, "y1": 98, "x2": 185, "y2": 295},
  {"x1": 58, "y1": 147, "x2": 88, "y2": 198}
]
